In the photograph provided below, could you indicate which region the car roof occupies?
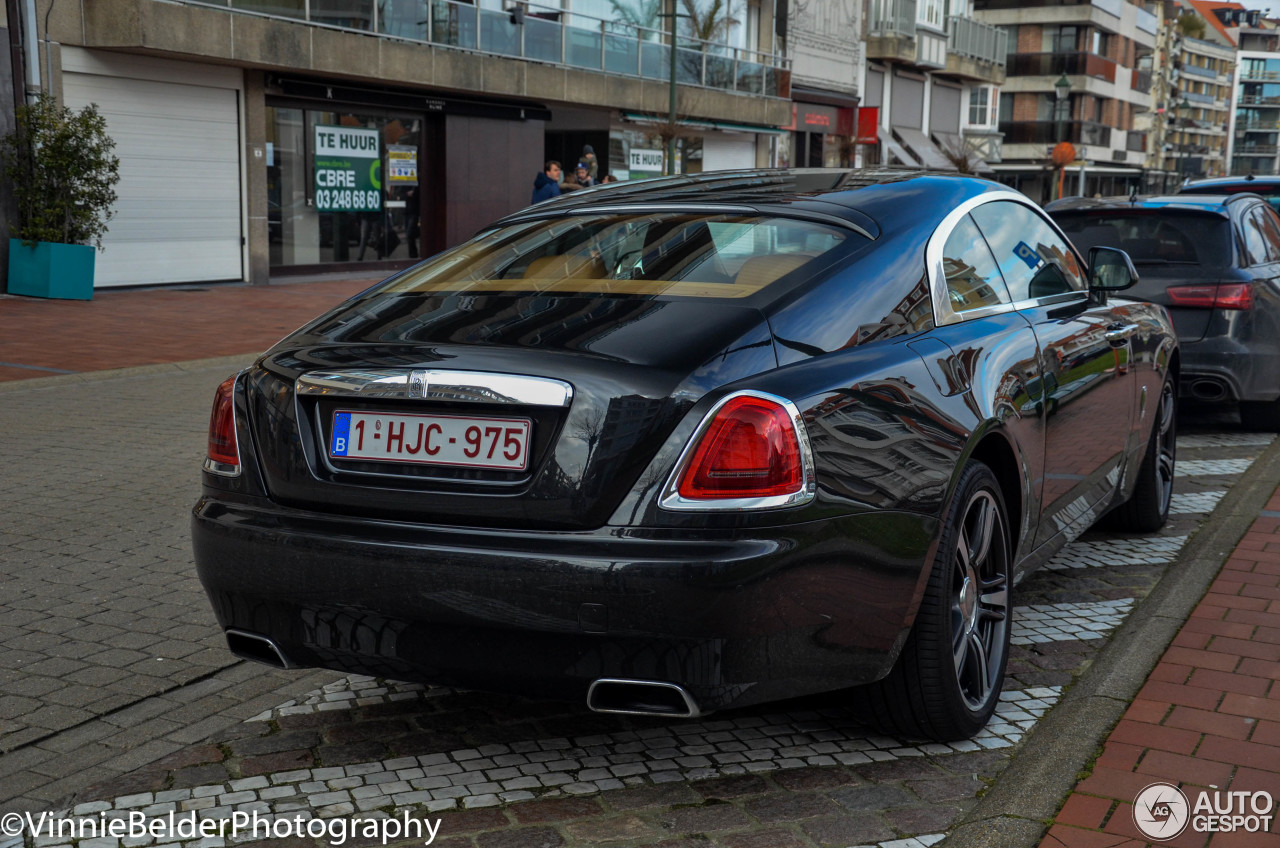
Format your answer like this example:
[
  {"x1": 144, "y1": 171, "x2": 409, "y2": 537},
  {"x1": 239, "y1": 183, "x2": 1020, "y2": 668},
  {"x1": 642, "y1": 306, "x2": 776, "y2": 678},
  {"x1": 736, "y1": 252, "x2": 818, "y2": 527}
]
[
  {"x1": 1183, "y1": 175, "x2": 1280, "y2": 190},
  {"x1": 497, "y1": 168, "x2": 1019, "y2": 239},
  {"x1": 1046, "y1": 194, "x2": 1235, "y2": 218}
]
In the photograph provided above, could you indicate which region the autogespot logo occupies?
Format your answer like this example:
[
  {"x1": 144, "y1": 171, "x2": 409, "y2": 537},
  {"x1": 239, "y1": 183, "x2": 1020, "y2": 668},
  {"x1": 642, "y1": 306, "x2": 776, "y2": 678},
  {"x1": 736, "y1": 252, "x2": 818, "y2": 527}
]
[{"x1": 1134, "y1": 782, "x2": 1190, "y2": 840}]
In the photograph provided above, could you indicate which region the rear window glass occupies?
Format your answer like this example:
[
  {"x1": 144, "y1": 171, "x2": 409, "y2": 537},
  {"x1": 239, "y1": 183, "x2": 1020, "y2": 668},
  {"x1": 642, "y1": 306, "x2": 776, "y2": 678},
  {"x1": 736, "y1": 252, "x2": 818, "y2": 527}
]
[
  {"x1": 380, "y1": 214, "x2": 859, "y2": 300},
  {"x1": 1181, "y1": 185, "x2": 1280, "y2": 215},
  {"x1": 1054, "y1": 212, "x2": 1232, "y2": 267}
]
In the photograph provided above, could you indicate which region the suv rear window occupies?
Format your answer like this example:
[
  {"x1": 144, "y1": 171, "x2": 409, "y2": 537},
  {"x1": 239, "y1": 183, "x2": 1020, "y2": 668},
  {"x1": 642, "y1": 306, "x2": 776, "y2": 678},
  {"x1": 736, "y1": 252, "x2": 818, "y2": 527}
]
[
  {"x1": 380, "y1": 213, "x2": 860, "y2": 300},
  {"x1": 1180, "y1": 183, "x2": 1280, "y2": 215},
  {"x1": 1053, "y1": 212, "x2": 1232, "y2": 267}
]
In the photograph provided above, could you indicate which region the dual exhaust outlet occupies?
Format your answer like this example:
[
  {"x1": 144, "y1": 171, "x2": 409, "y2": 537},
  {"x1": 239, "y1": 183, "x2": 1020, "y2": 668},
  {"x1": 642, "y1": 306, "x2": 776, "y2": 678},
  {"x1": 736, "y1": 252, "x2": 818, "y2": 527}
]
[{"x1": 225, "y1": 630, "x2": 702, "y2": 719}]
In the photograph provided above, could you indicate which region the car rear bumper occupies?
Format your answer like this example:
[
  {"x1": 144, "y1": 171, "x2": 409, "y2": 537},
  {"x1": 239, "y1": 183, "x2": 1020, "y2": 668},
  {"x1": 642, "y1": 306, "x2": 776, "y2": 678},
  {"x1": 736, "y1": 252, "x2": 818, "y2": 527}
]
[
  {"x1": 1179, "y1": 337, "x2": 1280, "y2": 403},
  {"x1": 192, "y1": 496, "x2": 938, "y2": 712}
]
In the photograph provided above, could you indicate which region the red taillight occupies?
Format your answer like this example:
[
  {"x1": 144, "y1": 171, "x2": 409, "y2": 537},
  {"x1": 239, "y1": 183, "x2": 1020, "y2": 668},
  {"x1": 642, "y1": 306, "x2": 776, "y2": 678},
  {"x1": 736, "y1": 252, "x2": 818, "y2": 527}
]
[
  {"x1": 677, "y1": 395, "x2": 805, "y2": 500},
  {"x1": 1167, "y1": 283, "x2": 1254, "y2": 310},
  {"x1": 207, "y1": 375, "x2": 240, "y2": 470}
]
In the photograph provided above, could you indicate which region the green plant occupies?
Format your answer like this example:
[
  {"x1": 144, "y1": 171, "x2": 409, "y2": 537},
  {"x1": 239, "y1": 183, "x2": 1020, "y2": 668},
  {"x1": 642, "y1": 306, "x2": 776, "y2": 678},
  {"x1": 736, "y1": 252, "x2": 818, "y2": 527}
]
[
  {"x1": 1, "y1": 94, "x2": 120, "y2": 248},
  {"x1": 1176, "y1": 11, "x2": 1206, "y2": 40}
]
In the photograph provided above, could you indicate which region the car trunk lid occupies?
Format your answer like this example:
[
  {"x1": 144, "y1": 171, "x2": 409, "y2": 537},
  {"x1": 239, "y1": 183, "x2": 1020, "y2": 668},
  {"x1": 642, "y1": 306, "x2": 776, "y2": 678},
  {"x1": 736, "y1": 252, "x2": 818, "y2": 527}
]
[{"x1": 245, "y1": 293, "x2": 778, "y2": 530}]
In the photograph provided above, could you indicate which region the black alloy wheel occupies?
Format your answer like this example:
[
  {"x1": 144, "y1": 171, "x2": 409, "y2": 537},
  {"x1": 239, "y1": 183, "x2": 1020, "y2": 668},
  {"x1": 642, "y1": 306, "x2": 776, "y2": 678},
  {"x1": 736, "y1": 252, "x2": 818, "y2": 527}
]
[
  {"x1": 852, "y1": 461, "x2": 1012, "y2": 741},
  {"x1": 950, "y1": 487, "x2": 1011, "y2": 714},
  {"x1": 1106, "y1": 377, "x2": 1176, "y2": 532}
]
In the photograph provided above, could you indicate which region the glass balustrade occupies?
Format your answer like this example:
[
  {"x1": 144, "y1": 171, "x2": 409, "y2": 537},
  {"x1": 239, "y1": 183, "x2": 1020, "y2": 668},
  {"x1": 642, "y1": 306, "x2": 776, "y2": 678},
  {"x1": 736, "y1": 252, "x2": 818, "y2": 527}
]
[{"x1": 184, "y1": 0, "x2": 785, "y2": 96}]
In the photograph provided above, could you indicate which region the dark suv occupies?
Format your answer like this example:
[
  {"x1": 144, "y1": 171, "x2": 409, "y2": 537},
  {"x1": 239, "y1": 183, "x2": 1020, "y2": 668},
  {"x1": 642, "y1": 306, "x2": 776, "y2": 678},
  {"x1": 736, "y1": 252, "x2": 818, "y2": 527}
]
[
  {"x1": 1048, "y1": 194, "x2": 1280, "y2": 430},
  {"x1": 1181, "y1": 175, "x2": 1280, "y2": 215}
]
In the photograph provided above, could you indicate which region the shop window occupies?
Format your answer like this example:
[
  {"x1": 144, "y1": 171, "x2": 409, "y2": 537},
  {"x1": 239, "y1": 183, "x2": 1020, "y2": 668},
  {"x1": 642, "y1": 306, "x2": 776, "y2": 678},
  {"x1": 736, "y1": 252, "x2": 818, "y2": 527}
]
[{"x1": 267, "y1": 106, "x2": 423, "y2": 268}]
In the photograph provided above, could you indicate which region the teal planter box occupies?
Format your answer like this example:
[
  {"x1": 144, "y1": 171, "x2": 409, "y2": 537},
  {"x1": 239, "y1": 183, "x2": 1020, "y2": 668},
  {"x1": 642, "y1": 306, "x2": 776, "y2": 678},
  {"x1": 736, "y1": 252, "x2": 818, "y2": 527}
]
[{"x1": 7, "y1": 239, "x2": 95, "y2": 300}]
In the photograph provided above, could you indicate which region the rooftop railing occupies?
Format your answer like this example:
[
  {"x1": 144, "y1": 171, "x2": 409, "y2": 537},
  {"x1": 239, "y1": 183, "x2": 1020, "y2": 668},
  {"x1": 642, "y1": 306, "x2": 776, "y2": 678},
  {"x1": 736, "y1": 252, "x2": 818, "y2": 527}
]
[{"x1": 187, "y1": 0, "x2": 788, "y2": 97}]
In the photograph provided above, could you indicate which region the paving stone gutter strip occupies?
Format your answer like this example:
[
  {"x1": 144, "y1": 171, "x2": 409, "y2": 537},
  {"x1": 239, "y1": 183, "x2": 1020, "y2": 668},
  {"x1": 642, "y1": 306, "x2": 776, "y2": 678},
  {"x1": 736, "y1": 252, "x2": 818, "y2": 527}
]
[
  {"x1": 944, "y1": 432, "x2": 1280, "y2": 848},
  {"x1": 0, "y1": 355, "x2": 257, "y2": 394}
]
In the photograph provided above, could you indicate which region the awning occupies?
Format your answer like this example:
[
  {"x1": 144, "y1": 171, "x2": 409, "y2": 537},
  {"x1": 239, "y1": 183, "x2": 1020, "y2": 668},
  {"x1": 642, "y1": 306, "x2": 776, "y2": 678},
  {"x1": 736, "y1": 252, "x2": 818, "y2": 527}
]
[
  {"x1": 790, "y1": 85, "x2": 860, "y2": 109},
  {"x1": 878, "y1": 126, "x2": 921, "y2": 168},
  {"x1": 620, "y1": 112, "x2": 787, "y2": 135},
  {"x1": 894, "y1": 126, "x2": 958, "y2": 171}
]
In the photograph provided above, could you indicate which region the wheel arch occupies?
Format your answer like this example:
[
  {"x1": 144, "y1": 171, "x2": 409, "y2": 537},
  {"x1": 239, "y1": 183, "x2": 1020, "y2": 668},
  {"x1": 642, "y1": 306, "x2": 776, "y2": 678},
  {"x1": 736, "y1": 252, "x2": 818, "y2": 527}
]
[{"x1": 963, "y1": 427, "x2": 1026, "y2": 562}]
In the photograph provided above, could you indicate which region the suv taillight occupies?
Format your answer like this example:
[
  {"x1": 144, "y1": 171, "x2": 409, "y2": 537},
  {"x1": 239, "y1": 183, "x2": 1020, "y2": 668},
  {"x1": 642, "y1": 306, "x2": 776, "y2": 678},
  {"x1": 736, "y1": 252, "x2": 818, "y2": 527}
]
[
  {"x1": 205, "y1": 375, "x2": 241, "y2": 476},
  {"x1": 665, "y1": 392, "x2": 814, "y2": 508},
  {"x1": 1167, "y1": 283, "x2": 1254, "y2": 310}
]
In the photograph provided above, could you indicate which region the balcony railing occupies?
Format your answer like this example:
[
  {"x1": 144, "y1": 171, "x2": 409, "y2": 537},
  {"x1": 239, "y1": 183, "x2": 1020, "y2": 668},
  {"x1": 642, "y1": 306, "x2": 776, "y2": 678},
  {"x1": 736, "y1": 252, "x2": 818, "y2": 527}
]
[
  {"x1": 1241, "y1": 94, "x2": 1280, "y2": 105},
  {"x1": 1181, "y1": 64, "x2": 1219, "y2": 80},
  {"x1": 1241, "y1": 69, "x2": 1280, "y2": 82},
  {"x1": 1182, "y1": 90, "x2": 1216, "y2": 105},
  {"x1": 869, "y1": 0, "x2": 917, "y2": 38},
  {"x1": 186, "y1": 0, "x2": 788, "y2": 97},
  {"x1": 1006, "y1": 52, "x2": 1116, "y2": 83},
  {"x1": 946, "y1": 14, "x2": 1007, "y2": 66},
  {"x1": 999, "y1": 120, "x2": 1112, "y2": 147}
]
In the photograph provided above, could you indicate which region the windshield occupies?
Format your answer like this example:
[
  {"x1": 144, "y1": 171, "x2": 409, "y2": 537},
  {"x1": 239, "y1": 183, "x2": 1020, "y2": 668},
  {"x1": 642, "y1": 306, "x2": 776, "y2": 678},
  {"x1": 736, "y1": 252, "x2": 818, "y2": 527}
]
[
  {"x1": 379, "y1": 213, "x2": 860, "y2": 300},
  {"x1": 1053, "y1": 211, "x2": 1232, "y2": 267}
]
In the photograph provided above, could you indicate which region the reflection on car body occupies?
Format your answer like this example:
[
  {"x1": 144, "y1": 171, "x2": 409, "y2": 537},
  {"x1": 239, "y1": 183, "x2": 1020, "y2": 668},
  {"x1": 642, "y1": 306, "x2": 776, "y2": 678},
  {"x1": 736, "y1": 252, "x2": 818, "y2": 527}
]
[{"x1": 194, "y1": 169, "x2": 1178, "y2": 741}]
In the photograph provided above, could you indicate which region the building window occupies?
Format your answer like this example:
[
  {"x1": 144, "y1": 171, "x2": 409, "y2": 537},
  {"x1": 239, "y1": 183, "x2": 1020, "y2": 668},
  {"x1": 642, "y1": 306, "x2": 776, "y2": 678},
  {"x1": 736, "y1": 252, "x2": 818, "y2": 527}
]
[
  {"x1": 1045, "y1": 25, "x2": 1078, "y2": 54},
  {"x1": 968, "y1": 86, "x2": 997, "y2": 127},
  {"x1": 917, "y1": 0, "x2": 943, "y2": 30}
]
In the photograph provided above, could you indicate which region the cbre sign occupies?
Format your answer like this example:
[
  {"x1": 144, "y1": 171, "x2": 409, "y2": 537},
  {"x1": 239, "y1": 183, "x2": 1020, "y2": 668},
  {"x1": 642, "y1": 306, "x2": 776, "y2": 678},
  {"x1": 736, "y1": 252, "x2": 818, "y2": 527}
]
[{"x1": 314, "y1": 125, "x2": 382, "y2": 213}]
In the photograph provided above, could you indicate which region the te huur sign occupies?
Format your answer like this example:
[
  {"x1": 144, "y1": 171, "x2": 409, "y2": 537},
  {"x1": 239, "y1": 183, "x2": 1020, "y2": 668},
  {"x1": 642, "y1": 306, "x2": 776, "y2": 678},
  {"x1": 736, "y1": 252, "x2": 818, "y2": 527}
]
[{"x1": 314, "y1": 125, "x2": 382, "y2": 213}]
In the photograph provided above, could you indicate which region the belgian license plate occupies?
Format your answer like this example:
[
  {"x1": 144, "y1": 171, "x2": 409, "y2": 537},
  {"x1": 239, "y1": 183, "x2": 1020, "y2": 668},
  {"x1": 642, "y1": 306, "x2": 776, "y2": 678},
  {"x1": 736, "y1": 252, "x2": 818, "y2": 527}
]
[{"x1": 329, "y1": 410, "x2": 532, "y2": 471}]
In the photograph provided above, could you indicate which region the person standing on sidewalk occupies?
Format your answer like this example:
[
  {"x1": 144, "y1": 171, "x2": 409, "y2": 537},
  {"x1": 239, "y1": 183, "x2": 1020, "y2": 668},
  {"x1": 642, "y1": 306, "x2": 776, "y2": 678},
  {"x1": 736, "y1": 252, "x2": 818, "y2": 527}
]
[{"x1": 531, "y1": 161, "x2": 562, "y2": 204}]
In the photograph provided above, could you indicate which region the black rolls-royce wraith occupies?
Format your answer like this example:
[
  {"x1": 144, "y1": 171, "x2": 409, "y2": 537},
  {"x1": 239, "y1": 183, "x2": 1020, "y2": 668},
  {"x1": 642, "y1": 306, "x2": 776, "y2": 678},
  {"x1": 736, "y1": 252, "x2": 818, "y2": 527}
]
[{"x1": 193, "y1": 170, "x2": 1177, "y2": 741}]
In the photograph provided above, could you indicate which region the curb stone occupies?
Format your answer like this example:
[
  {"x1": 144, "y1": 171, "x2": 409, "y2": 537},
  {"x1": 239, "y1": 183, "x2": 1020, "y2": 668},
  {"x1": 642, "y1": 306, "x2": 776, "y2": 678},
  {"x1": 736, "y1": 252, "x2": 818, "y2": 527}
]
[{"x1": 944, "y1": 432, "x2": 1280, "y2": 848}]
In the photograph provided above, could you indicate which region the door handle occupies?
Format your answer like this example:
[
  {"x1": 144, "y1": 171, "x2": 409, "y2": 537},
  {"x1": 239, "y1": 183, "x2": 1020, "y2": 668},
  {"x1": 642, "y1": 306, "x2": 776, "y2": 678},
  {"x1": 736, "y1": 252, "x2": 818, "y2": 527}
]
[{"x1": 1105, "y1": 323, "x2": 1138, "y2": 345}]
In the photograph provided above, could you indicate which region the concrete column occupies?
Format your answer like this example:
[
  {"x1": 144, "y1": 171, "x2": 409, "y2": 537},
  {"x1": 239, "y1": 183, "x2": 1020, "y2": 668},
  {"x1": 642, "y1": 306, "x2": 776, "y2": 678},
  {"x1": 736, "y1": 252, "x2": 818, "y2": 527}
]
[{"x1": 243, "y1": 70, "x2": 269, "y2": 285}]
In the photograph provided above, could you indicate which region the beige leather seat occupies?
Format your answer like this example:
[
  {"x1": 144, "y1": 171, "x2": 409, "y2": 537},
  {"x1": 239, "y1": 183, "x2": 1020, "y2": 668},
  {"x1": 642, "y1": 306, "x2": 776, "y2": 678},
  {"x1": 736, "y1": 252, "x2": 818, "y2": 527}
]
[
  {"x1": 522, "y1": 254, "x2": 606, "y2": 279},
  {"x1": 733, "y1": 254, "x2": 812, "y2": 289}
]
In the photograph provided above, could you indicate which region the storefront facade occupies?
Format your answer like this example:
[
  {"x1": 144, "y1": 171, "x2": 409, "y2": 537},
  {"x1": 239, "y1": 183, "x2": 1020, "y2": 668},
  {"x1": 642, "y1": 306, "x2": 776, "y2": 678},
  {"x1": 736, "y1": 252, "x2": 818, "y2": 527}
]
[{"x1": 19, "y1": 0, "x2": 790, "y2": 290}]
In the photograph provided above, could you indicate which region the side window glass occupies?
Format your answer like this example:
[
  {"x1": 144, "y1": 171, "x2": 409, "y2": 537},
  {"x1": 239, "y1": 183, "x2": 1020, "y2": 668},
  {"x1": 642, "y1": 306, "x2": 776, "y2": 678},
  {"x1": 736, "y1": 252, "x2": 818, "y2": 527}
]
[
  {"x1": 1251, "y1": 206, "x2": 1280, "y2": 263},
  {"x1": 941, "y1": 214, "x2": 1011, "y2": 313},
  {"x1": 1242, "y1": 207, "x2": 1271, "y2": 266},
  {"x1": 970, "y1": 201, "x2": 1086, "y2": 301}
]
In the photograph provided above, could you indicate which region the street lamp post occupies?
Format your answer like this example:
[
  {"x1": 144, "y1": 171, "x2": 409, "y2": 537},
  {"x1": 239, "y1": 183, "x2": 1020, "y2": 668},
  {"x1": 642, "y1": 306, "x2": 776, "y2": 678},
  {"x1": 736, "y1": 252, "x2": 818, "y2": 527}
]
[{"x1": 1054, "y1": 72, "x2": 1072, "y2": 199}]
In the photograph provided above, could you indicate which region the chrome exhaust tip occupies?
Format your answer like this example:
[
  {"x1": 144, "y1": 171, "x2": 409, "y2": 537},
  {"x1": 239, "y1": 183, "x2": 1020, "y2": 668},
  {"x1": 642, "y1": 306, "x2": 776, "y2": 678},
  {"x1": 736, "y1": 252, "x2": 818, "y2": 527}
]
[
  {"x1": 587, "y1": 678, "x2": 701, "y2": 718},
  {"x1": 225, "y1": 629, "x2": 294, "y2": 669}
]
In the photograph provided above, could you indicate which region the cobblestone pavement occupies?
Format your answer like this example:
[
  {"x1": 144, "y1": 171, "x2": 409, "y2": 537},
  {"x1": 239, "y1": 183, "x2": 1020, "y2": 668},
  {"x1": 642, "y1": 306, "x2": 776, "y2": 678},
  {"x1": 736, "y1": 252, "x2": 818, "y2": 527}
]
[{"x1": 0, "y1": 349, "x2": 1271, "y2": 848}]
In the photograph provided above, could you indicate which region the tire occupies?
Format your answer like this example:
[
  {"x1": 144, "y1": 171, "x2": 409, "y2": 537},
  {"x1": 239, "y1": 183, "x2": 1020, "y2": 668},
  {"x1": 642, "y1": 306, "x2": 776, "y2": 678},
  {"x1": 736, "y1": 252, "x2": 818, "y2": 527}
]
[
  {"x1": 1106, "y1": 377, "x2": 1176, "y2": 533},
  {"x1": 1240, "y1": 398, "x2": 1280, "y2": 432},
  {"x1": 850, "y1": 461, "x2": 1012, "y2": 741}
]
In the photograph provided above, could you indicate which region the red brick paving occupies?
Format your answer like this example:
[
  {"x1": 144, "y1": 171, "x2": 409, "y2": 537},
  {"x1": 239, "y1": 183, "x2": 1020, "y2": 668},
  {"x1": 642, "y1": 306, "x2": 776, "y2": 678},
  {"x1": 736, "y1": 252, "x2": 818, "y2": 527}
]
[
  {"x1": 1040, "y1": 489, "x2": 1280, "y2": 848},
  {"x1": 0, "y1": 276, "x2": 378, "y2": 380}
]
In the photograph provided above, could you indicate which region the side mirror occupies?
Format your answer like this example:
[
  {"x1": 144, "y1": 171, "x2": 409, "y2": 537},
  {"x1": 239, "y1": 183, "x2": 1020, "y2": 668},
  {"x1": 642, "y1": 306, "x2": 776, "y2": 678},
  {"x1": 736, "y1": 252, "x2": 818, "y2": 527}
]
[{"x1": 1088, "y1": 246, "x2": 1139, "y2": 292}]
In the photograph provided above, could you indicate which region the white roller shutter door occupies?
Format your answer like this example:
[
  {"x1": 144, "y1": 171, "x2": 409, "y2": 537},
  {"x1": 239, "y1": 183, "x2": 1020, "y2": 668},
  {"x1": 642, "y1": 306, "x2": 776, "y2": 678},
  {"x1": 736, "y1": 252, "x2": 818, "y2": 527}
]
[
  {"x1": 701, "y1": 134, "x2": 757, "y2": 172},
  {"x1": 62, "y1": 57, "x2": 243, "y2": 287}
]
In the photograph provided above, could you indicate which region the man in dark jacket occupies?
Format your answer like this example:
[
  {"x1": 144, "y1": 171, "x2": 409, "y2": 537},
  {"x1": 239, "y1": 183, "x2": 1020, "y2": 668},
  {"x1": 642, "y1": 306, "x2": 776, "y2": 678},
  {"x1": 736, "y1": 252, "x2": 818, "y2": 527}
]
[{"x1": 531, "y1": 161, "x2": 563, "y2": 203}]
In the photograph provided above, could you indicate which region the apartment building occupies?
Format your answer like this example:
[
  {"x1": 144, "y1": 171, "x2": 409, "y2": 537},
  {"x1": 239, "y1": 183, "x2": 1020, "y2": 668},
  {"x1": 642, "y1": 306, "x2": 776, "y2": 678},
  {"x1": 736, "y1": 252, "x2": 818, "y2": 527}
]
[
  {"x1": 1141, "y1": 3, "x2": 1234, "y2": 188},
  {"x1": 1228, "y1": 16, "x2": 1280, "y2": 174},
  {"x1": 859, "y1": 0, "x2": 1008, "y2": 172},
  {"x1": 974, "y1": 0, "x2": 1159, "y2": 201},
  {"x1": 783, "y1": 0, "x2": 862, "y2": 166},
  {"x1": 3, "y1": 0, "x2": 791, "y2": 289}
]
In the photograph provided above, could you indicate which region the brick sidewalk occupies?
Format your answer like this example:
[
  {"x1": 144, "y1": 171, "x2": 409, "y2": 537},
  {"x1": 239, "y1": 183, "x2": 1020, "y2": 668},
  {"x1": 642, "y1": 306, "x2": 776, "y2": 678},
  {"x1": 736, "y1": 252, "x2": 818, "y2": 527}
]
[
  {"x1": 1040, "y1": 487, "x2": 1280, "y2": 848},
  {"x1": 0, "y1": 277, "x2": 378, "y2": 382}
]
